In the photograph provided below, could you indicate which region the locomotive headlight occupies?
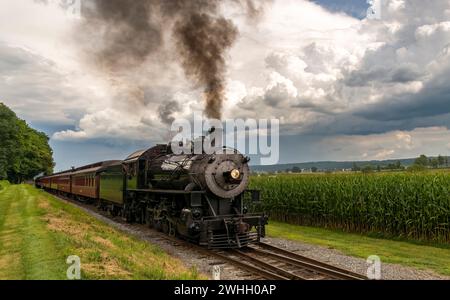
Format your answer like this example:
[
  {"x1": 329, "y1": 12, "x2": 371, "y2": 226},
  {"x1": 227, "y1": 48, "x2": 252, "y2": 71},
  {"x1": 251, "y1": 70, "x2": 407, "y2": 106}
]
[
  {"x1": 230, "y1": 169, "x2": 241, "y2": 180},
  {"x1": 223, "y1": 169, "x2": 242, "y2": 183}
]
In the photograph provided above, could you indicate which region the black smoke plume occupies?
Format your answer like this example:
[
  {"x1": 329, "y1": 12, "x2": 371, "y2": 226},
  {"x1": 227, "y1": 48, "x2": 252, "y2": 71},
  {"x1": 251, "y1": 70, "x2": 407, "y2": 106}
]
[
  {"x1": 81, "y1": 0, "x2": 267, "y2": 120},
  {"x1": 174, "y1": 13, "x2": 238, "y2": 119}
]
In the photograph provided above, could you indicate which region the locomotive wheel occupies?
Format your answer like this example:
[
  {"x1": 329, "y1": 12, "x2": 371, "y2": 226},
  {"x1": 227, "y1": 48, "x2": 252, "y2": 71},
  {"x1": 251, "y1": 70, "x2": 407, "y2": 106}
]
[
  {"x1": 125, "y1": 210, "x2": 134, "y2": 223},
  {"x1": 161, "y1": 218, "x2": 170, "y2": 235},
  {"x1": 169, "y1": 224, "x2": 176, "y2": 237},
  {"x1": 109, "y1": 205, "x2": 118, "y2": 217},
  {"x1": 145, "y1": 210, "x2": 155, "y2": 228},
  {"x1": 161, "y1": 219, "x2": 176, "y2": 237},
  {"x1": 138, "y1": 209, "x2": 145, "y2": 224},
  {"x1": 154, "y1": 220, "x2": 161, "y2": 231}
]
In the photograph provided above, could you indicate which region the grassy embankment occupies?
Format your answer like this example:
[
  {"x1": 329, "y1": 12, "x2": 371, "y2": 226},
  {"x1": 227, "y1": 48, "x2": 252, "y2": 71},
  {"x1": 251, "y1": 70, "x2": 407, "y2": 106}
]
[
  {"x1": 267, "y1": 221, "x2": 450, "y2": 276},
  {"x1": 0, "y1": 181, "x2": 201, "y2": 280}
]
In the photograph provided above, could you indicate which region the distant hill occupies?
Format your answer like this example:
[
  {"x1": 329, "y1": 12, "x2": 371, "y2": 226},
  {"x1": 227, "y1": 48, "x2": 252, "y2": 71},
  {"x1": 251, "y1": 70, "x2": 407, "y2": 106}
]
[{"x1": 251, "y1": 158, "x2": 418, "y2": 173}]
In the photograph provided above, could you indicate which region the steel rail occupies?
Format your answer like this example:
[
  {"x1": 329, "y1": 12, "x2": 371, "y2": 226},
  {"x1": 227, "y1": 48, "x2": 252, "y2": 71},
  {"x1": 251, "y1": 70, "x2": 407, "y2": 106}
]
[
  {"x1": 149, "y1": 231, "x2": 288, "y2": 280},
  {"x1": 208, "y1": 250, "x2": 289, "y2": 280},
  {"x1": 245, "y1": 246, "x2": 365, "y2": 280},
  {"x1": 229, "y1": 249, "x2": 310, "y2": 280},
  {"x1": 255, "y1": 243, "x2": 366, "y2": 280}
]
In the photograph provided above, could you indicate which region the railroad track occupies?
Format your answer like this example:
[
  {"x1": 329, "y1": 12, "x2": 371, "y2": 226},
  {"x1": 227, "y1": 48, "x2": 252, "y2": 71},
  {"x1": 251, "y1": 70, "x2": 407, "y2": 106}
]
[
  {"x1": 51, "y1": 192, "x2": 366, "y2": 280},
  {"x1": 227, "y1": 243, "x2": 367, "y2": 280},
  {"x1": 150, "y1": 232, "x2": 366, "y2": 280}
]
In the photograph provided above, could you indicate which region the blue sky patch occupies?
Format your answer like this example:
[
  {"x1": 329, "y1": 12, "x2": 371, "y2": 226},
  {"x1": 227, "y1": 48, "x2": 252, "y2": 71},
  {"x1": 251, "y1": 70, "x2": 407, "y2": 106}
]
[{"x1": 312, "y1": 0, "x2": 370, "y2": 19}]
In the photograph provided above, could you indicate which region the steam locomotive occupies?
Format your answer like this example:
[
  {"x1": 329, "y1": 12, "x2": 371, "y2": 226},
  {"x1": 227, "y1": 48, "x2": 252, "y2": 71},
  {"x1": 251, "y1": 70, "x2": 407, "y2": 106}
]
[{"x1": 36, "y1": 135, "x2": 267, "y2": 249}]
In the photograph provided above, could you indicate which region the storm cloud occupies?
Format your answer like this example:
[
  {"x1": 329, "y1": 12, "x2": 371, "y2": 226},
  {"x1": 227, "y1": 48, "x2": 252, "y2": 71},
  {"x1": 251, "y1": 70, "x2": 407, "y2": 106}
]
[{"x1": 3, "y1": 0, "x2": 450, "y2": 168}]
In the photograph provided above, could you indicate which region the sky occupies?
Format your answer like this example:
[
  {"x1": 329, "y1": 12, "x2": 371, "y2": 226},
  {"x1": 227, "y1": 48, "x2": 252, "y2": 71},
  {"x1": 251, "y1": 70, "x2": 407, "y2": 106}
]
[
  {"x1": 1, "y1": 0, "x2": 450, "y2": 171},
  {"x1": 312, "y1": 0, "x2": 370, "y2": 19}
]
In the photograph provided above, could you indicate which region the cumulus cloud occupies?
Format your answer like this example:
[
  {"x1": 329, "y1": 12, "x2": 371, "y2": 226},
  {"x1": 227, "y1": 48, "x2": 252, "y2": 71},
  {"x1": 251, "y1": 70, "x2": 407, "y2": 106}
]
[
  {"x1": 2, "y1": 0, "x2": 450, "y2": 165},
  {"x1": 227, "y1": 0, "x2": 450, "y2": 137},
  {"x1": 0, "y1": 43, "x2": 92, "y2": 125},
  {"x1": 318, "y1": 127, "x2": 450, "y2": 161},
  {"x1": 0, "y1": 0, "x2": 206, "y2": 143},
  {"x1": 52, "y1": 107, "x2": 165, "y2": 141}
]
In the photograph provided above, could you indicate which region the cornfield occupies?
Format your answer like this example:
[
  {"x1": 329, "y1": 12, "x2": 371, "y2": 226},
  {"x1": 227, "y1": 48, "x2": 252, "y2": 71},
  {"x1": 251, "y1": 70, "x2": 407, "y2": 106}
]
[{"x1": 250, "y1": 172, "x2": 450, "y2": 242}]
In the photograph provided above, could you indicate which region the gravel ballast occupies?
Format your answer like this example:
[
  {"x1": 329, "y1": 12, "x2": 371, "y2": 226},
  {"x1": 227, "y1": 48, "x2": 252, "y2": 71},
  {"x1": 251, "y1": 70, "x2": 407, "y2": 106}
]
[{"x1": 263, "y1": 237, "x2": 449, "y2": 280}]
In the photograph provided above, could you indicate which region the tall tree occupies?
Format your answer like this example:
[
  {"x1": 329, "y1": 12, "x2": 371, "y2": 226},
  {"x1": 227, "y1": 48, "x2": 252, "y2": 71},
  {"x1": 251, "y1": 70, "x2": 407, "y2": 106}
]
[
  {"x1": 0, "y1": 103, "x2": 54, "y2": 183},
  {"x1": 352, "y1": 163, "x2": 360, "y2": 172},
  {"x1": 415, "y1": 155, "x2": 429, "y2": 167},
  {"x1": 430, "y1": 158, "x2": 439, "y2": 169}
]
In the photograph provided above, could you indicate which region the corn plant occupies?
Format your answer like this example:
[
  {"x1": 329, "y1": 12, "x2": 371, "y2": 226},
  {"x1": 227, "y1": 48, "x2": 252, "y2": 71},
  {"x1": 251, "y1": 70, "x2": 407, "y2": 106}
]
[{"x1": 250, "y1": 172, "x2": 450, "y2": 242}]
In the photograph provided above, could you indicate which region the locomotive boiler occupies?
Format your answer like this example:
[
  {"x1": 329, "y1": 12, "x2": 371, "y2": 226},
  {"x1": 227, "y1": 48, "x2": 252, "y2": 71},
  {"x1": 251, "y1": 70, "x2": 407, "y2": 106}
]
[{"x1": 36, "y1": 135, "x2": 267, "y2": 249}]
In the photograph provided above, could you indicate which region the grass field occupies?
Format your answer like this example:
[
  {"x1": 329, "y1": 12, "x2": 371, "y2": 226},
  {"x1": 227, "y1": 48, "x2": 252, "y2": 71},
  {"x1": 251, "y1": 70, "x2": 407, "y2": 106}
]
[
  {"x1": 251, "y1": 172, "x2": 450, "y2": 242},
  {"x1": 267, "y1": 221, "x2": 450, "y2": 276},
  {"x1": 0, "y1": 182, "x2": 201, "y2": 280}
]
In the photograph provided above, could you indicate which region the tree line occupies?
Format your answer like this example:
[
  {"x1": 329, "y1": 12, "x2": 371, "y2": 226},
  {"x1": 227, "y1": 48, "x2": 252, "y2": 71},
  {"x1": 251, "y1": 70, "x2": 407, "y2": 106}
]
[
  {"x1": 413, "y1": 154, "x2": 449, "y2": 169},
  {"x1": 353, "y1": 155, "x2": 449, "y2": 173},
  {"x1": 281, "y1": 154, "x2": 450, "y2": 175},
  {"x1": 0, "y1": 103, "x2": 54, "y2": 183},
  {"x1": 352, "y1": 161, "x2": 405, "y2": 173}
]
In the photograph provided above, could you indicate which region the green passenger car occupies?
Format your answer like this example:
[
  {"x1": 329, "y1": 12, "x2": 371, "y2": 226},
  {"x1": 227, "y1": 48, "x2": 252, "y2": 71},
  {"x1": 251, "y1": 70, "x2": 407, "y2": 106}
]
[{"x1": 99, "y1": 163, "x2": 124, "y2": 204}]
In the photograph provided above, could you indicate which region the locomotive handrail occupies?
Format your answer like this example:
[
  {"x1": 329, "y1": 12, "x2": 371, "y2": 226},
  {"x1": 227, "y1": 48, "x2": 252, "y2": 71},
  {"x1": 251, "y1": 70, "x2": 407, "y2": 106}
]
[
  {"x1": 204, "y1": 194, "x2": 218, "y2": 217},
  {"x1": 127, "y1": 188, "x2": 206, "y2": 195},
  {"x1": 202, "y1": 214, "x2": 264, "y2": 220}
]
